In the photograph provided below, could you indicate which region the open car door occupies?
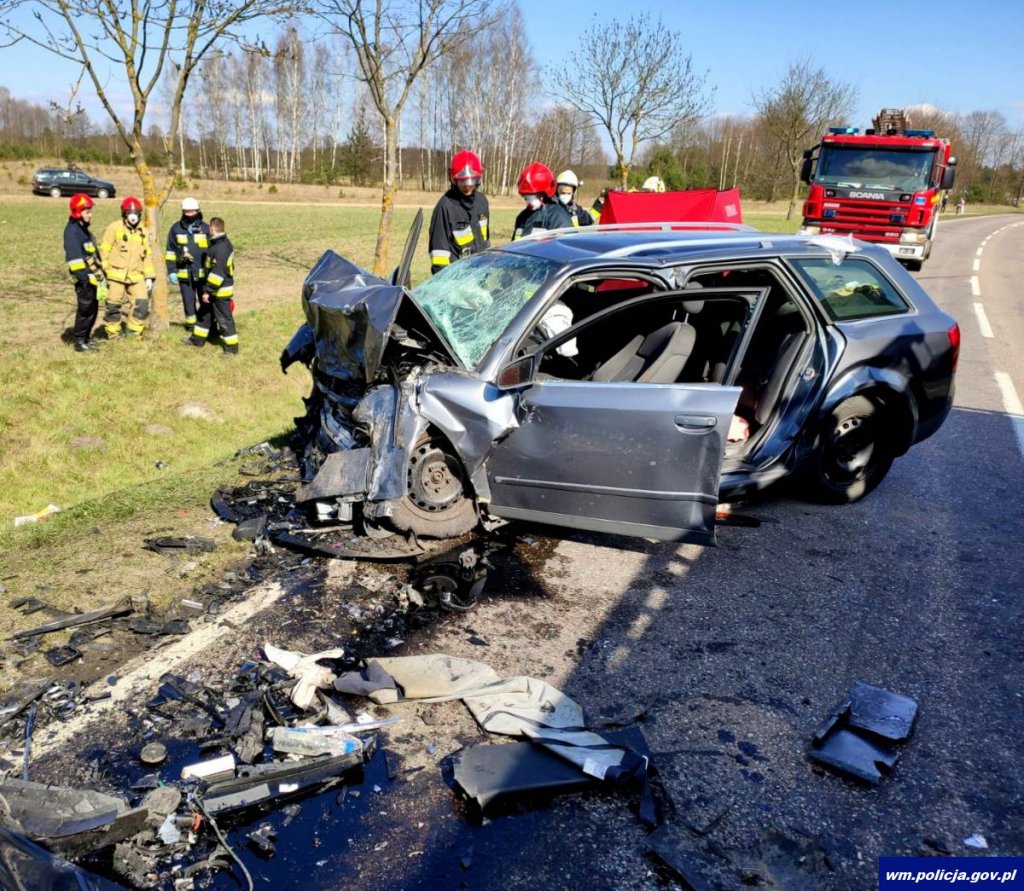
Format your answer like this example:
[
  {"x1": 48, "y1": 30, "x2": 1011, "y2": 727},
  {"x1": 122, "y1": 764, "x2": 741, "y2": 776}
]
[{"x1": 484, "y1": 287, "x2": 767, "y2": 544}]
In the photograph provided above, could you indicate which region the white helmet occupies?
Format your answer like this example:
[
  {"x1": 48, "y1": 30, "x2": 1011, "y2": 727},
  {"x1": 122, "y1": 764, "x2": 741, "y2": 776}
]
[
  {"x1": 641, "y1": 176, "x2": 666, "y2": 193},
  {"x1": 181, "y1": 196, "x2": 201, "y2": 212},
  {"x1": 556, "y1": 170, "x2": 580, "y2": 189}
]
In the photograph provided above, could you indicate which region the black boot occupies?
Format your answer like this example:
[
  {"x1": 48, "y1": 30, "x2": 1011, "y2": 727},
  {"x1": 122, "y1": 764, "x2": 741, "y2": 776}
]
[{"x1": 74, "y1": 339, "x2": 99, "y2": 352}]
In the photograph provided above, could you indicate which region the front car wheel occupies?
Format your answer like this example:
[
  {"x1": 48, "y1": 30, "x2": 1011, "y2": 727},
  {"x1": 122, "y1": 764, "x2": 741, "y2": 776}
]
[{"x1": 387, "y1": 434, "x2": 477, "y2": 538}]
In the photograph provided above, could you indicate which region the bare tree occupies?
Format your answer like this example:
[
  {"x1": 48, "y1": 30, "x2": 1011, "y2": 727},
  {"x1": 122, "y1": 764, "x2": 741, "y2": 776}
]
[
  {"x1": 0, "y1": 0, "x2": 294, "y2": 327},
  {"x1": 552, "y1": 12, "x2": 711, "y2": 189},
  {"x1": 753, "y1": 59, "x2": 856, "y2": 219},
  {"x1": 314, "y1": 0, "x2": 509, "y2": 277}
]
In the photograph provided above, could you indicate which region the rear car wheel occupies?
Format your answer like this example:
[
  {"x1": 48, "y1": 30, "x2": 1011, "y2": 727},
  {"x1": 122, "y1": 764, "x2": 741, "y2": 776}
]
[
  {"x1": 49, "y1": 186, "x2": 61, "y2": 198},
  {"x1": 387, "y1": 434, "x2": 477, "y2": 538},
  {"x1": 97, "y1": 188, "x2": 109, "y2": 199},
  {"x1": 804, "y1": 396, "x2": 894, "y2": 503}
]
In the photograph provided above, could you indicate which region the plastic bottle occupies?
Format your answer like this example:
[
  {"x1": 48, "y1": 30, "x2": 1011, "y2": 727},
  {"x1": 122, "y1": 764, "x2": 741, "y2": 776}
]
[{"x1": 267, "y1": 726, "x2": 364, "y2": 758}]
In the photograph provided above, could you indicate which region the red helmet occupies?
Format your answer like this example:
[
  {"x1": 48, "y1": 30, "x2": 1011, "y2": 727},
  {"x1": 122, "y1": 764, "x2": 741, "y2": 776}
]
[
  {"x1": 69, "y1": 193, "x2": 94, "y2": 219},
  {"x1": 517, "y1": 162, "x2": 556, "y2": 198},
  {"x1": 121, "y1": 196, "x2": 143, "y2": 215},
  {"x1": 450, "y1": 150, "x2": 483, "y2": 183}
]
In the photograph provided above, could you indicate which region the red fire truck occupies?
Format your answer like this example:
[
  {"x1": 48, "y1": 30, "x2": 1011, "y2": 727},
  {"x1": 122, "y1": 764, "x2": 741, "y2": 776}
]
[{"x1": 799, "y1": 108, "x2": 957, "y2": 270}]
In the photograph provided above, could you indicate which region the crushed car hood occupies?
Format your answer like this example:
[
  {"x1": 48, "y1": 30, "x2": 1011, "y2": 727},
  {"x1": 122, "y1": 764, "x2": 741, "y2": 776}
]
[{"x1": 289, "y1": 250, "x2": 456, "y2": 384}]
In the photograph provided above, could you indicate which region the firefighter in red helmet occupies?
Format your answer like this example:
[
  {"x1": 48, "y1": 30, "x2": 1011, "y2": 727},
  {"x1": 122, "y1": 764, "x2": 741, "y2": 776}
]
[
  {"x1": 428, "y1": 150, "x2": 490, "y2": 274},
  {"x1": 512, "y1": 162, "x2": 572, "y2": 239},
  {"x1": 100, "y1": 196, "x2": 155, "y2": 338},
  {"x1": 63, "y1": 193, "x2": 102, "y2": 352}
]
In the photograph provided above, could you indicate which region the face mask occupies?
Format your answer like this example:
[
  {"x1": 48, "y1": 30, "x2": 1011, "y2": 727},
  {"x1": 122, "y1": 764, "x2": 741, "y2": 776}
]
[
  {"x1": 126, "y1": 213, "x2": 140, "y2": 227},
  {"x1": 523, "y1": 195, "x2": 542, "y2": 210},
  {"x1": 557, "y1": 192, "x2": 572, "y2": 205}
]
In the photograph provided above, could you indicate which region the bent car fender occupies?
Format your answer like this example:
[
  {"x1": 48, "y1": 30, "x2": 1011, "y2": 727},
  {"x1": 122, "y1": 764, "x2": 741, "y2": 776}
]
[
  {"x1": 357, "y1": 381, "x2": 426, "y2": 504},
  {"x1": 414, "y1": 373, "x2": 521, "y2": 500},
  {"x1": 815, "y1": 366, "x2": 918, "y2": 456}
]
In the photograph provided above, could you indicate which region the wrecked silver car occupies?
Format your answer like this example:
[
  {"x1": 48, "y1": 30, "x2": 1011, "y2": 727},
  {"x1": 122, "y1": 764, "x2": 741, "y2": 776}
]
[{"x1": 281, "y1": 225, "x2": 958, "y2": 544}]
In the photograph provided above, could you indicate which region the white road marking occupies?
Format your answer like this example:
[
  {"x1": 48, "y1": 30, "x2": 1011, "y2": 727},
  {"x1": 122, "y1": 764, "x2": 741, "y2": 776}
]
[
  {"x1": 994, "y1": 372, "x2": 1024, "y2": 459},
  {"x1": 973, "y1": 258, "x2": 981, "y2": 272},
  {"x1": 970, "y1": 275, "x2": 980, "y2": 296},
  {"x1": 973, "y1": 303, "x2": 994, "y2": 338},
  {"x1": 976, "y1": 246, "x2": 984, "y2": 257}
]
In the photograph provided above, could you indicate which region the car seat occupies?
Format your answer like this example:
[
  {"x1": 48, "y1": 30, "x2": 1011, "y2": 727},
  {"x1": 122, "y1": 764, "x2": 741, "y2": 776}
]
[{"x1": 592, "y1": 320, "x2": 696, "y2": 384}]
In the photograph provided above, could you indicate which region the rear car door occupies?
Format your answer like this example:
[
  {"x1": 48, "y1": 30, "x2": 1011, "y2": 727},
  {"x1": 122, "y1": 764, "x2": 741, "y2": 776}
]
[{"x1": 485, "y1": 288, "x2": 765, "y2": 543}]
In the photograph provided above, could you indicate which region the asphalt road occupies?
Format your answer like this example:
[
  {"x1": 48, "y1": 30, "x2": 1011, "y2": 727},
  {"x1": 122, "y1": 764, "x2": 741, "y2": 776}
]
[{"x1": 27, "y1": 216, "x2": 1024, "y2": 890}]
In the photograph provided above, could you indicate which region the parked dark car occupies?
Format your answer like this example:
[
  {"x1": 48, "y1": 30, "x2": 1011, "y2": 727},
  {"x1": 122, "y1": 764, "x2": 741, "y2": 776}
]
[
  {"x1": 32, "y1": 167, "x2": 116, "y2": 199},
  {"x1": 281, "y1": 223, "x2": 959, "y2": 545}
]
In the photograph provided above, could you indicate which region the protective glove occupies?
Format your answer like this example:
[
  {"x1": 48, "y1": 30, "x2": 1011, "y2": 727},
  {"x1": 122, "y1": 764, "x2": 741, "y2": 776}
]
[
  {"x1": 169, "y1": 274, "x2": 178, "y2": 287},
  {"x1": 146, "y1": 278, "x2": 154, "y2": 295}
]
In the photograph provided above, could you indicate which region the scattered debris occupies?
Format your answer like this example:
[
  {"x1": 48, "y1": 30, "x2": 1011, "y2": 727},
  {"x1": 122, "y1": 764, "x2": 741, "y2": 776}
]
[
  {"x1": 181, "y1": 754, "x2": 236, "y2": 783},
  {"x1": 809, "y1": 681, "x2": 918, "y2": 785},
  {"x1": 10, "y1": 597, "x2": 48, "y2": 615},
  {"x1": 139, "y1": 742, "x2": 168, "y2": 766},
  {"x1": 0, "y1": 679, "x2": 52, "y2": 729},
  {"x1": 0, "y1": 825, "x2": 125, "y2": 890},
  {"x1": 10, "y1": 598, "x2": 133, "y2": 639},
  {"x1": 143, "y1": 536, "x2": 217, "y2": 555},
  {"x1": 13, "y1": 503, "x2": 60, "y2": 527},
  {"x1": 44, "y1": 645, "x2": 83, "y2": 667},
  {"x1": 964, "y1": 832, "x2": 988, "y2": 849}
]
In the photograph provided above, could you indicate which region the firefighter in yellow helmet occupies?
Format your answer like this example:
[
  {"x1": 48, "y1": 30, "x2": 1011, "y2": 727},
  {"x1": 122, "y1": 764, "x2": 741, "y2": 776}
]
[{"x1": 99, "y1": 196, "x2": 155, "y2": 338}]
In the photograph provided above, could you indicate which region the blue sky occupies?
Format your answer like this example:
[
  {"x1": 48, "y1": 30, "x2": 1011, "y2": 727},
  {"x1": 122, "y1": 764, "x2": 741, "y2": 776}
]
[{"x1": 3, "y1": 0, "x2": 1021, "y2": 132}]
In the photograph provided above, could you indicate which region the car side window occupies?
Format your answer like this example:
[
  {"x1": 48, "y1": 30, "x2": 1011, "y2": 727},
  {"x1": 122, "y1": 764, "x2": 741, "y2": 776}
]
[{"x1": 790, "y1": 258, "x2": 907, "y2": 321}]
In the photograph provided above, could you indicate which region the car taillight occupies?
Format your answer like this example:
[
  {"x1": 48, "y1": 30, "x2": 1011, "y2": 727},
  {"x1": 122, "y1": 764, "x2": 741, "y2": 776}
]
[{"x1": 947, "y1": 322, "x2": 960, "y2": 371}]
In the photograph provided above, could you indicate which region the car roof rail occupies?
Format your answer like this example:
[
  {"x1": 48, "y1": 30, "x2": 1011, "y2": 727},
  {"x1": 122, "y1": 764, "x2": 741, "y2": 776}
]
[{"x1": 514, "y1": 221, "x2": 756, "y2": 242}]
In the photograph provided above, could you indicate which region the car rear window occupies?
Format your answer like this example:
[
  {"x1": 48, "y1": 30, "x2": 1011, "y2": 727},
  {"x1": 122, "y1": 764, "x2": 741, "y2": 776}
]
[{"x1": 790, "y1": 258, "x2": 908, "y2": 321}]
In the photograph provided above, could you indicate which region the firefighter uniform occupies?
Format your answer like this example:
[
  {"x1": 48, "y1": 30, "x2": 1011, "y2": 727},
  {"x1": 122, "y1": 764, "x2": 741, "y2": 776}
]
[
  {"x1": 189, "y1": 230, "x2": 237, "y2": 353},
  {"x1": 165, "y1": 216, "x2": 210, "y2": 327},
  {"x1": 100, "y1": 220, "x2": 154, "y2": 337},
  {"x1": 565, "y1": 201, "x2": 596, "y2": 227},
  {"x1": 512, "y1": 199, "x2": 573, "y2": 240},
  {"x1": 64, "y1": 215, "x2": 102, "y2": 348},
  {"x1": 428, "y1": 187, "x2": 490, "y2": 274}
]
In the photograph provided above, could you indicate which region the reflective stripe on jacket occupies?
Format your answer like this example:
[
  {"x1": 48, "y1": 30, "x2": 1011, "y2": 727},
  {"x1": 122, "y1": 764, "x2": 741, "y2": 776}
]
[
  {"x1": 427, "y1": 187, "x2": 490, "y2": 274},
  {"x1": 64, "y1": 218, "x2": 101, "y2": 285},
  {"x1": 165, "y1": 217, "x2": 211, "y2": 282},
  {"x1": 204, "y1": 233, "x2": 235, "y2": 298},
  {"x1": 100, "y1": 221, "x2": 154, "y2": 284}
]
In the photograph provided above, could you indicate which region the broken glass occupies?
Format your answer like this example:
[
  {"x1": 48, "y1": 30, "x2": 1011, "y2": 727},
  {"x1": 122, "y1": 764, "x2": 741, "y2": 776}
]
[{"x1": 411, "y1": 252, "x2": 561, "y2": 368}]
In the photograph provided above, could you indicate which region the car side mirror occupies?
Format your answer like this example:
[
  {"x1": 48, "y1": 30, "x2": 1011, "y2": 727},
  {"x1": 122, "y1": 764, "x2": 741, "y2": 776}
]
[
  {"x1": 800, "y1": 157, "x2": 813, "y2": 185},
  {"x1": 495, "y1": 355, "x2": 535, "y2": 390}
]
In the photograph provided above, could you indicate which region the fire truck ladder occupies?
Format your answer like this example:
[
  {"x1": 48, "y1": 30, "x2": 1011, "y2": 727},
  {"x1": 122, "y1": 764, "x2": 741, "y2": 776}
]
[{"x1": 872, "y1": 108, "x2": 910, "y2": 135}]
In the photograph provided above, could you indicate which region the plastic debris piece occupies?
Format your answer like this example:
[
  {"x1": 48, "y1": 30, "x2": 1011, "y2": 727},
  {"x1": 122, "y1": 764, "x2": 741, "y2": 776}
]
[
  {"x1": 199, "y1": 750, "x2": 365, "y2": 815},
  {"x1": 11, "y1": 599, "x2": 133, "y2": 639},
  {"x1": 809, "y1": 682, "x2": 918, "y2": 785},
  {"x1": 158, "y1": 814, "x2": 181, "y2": 845},
  {"x1": 233, "y1": 514, "x2": 269, "y2": 542},
  {"x1": 10, "y1": 597, "x2": 48, "y2": 615},
  {"x1": 964, "y1": 833, "x2": 988, "y2": 849},
  {"x1": 143, "y1": 536, "x2": 217, "y2": 555},
  {"x1": 13, "y1": 504, "x2": 60, "y2": 527},
  {"x1": 0, "y1": 679, "x2": 54, "y2": 729},
  {"x1": 44, "y1": 645, "x2": 83, "y2": 667},
  {"x1": 140, "y1": 742, "x2": 167, "y2": 766},
  {"x1": 281, "y1": 804, "x2": 302, "y2": 827},
  {"x1": 210, "y1": 492, "x2": 241, "y2": 523},
  {"x1": 246, "y1": 822, "x2": 277, "y2": 857},
  {"x1": 181, "y1": 753, "x2": 236, "y2": 783},
  {"x1": 645, "y1": 822, "x2": 723, "y2": 890},
  {"x1": 0, "y1": 825, "x2": 124, "y2": 890},
  {"x1": 181, "y1": 599, "x2": 204, "y2": 610},
  {"x1": 0, "y1": 777, "x2": 128, "y2": 838}
]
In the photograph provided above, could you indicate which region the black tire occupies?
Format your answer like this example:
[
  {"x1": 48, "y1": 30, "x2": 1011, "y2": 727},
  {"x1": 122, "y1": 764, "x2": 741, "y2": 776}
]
[
  {"x1": 49, "y1": 186, "x2": 61, "y2": 198},
  {"x1": 387, "y1": 434, "x2": 477, "y2": 538},
  {"x1": 803, "y1": 395, "x2": 894, "y2": 503},
  {"x1": 903, "y1": 259, "x2": 923, "y2": 272},
  {"x1": 97, "y1": 188, "x2": 109, "y2": 199}
]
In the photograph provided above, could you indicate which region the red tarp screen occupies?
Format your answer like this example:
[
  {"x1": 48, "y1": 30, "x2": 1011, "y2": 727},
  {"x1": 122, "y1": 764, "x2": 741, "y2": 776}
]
[{"x1": 598, "y1": 188, "x2": 744, "y2": 225}]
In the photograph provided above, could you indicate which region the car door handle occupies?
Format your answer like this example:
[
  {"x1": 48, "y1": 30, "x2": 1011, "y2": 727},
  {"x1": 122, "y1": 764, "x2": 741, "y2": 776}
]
[{"x1": 674, "y1": 414, "x2": 717, "y2": 431}]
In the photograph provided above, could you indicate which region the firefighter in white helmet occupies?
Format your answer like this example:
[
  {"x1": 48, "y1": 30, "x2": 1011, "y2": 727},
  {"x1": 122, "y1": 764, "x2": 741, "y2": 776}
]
[
  {"x1": 640, "y1": 176, "x2": 666, "y2": 193},
  {"x1": 555, "y1": 170, "x2": 602, "y2": 227},
  {"x1": 165, "y1": 196, "x2": 211, "y2": 330}
]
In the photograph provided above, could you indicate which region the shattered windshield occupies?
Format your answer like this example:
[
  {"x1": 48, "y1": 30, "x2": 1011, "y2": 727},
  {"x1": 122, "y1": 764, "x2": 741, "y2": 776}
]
[
  {"x1": 411, "y1": 252, "x2": 561, "y2": 368},
  {"x1": 815, "y1": 147, "x2": 936, "y2": 191}
]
